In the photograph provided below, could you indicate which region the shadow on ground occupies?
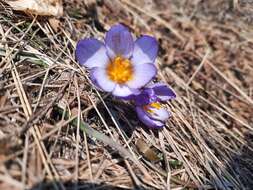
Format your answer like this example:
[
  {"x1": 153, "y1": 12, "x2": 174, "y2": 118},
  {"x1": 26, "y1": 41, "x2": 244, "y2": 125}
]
[
  {"x1": 226, "y1": 132, "x2": 253, "y2": 190},
  {"x1": 30, "y1": 181, "x2": 135, "y2": 190}
]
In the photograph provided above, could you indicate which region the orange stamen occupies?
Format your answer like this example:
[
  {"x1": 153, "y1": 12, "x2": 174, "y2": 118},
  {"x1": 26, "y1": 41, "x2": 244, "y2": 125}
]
[
  {"x1": 143, "y1": 102, "x2": 161, "y2": 113},
  {"x1": 106, "y1": 56, "x2": 133, "y2": 84},
  {"x1": 150, "y1": 102, "x2": 161, "y2": 109}
]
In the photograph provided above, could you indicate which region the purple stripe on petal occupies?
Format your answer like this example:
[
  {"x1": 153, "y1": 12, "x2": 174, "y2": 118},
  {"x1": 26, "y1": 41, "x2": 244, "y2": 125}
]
[
  {"x1": 91, "y1": 67, "x2": 116, "y2": 92},
  {"x1": 136, "y1": 107, "x2": 164, "y2": 129},
  {"x1": 131, "y1": 35, "x2": 158, "y2": 65},
  {"x1": 112, "y1": 84, "x2": 138, "y2": 97},
  {"x1": 148, "y1": 83, "x2": 176, "y2": 101},
  {"x1": 105, "y1": 24, "x2": 134, "y2": 59},
  {"x1": 76, "y1": 38, "x2": 109, "y2": 69},
  {"x1": 127, "y1": 63, "x2": 157, "y2": 89}
]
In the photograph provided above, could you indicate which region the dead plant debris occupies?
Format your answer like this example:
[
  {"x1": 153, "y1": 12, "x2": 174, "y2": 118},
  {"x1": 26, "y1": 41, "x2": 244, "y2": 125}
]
[{"x1": 0, "y1": 0, "x2": 252, "y2": 189}]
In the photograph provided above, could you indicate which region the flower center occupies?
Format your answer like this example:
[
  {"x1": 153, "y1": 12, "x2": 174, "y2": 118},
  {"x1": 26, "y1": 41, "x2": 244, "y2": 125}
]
[
  {"x1": 143, "y1": 102, "x2": 161, "y2": 113},
  {"x1": 106, "y1": 56, "x2": 133, "y2": 84}
]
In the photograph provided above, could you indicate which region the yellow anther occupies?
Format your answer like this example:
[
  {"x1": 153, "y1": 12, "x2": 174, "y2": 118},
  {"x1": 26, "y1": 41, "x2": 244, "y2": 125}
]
[
  {"x1": 106, "y1": 56, "x2": 133, "y2": 84},
  {"x1": 143, "y1": 102, "x2": 161, "y2": 113}
]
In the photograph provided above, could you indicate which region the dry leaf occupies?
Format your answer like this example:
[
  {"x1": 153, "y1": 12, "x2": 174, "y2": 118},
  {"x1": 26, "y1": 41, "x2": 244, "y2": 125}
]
[
  {"x1": 5, "y1": 0, "x2": 63, "y2": 16},
  {"x1": 136, "y1": 139, "x2": 162, "y2": 162},
  {"x1": 48, "y1": 17, "x2": 61, "y2": 32}
]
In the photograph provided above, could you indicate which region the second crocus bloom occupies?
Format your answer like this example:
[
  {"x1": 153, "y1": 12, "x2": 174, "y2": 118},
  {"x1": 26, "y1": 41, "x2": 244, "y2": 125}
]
[
  {"x1": 76, "y1": 24, "x2": 158, "y2": 97},
  {"x1": 132, "y1": 83, "x2": 176, "y2": 129}
]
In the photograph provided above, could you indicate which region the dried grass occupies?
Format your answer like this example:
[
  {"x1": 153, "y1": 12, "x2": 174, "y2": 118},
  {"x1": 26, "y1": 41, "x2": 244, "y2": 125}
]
[{"x1": 0, "y1": 0, "x2": 253, "y2": 189}]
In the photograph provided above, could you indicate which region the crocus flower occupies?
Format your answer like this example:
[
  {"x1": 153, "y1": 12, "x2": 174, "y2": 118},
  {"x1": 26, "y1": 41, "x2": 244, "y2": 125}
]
[
  {"x1": 76, "y1": 24, "x2": 158, "y2": 97},
  {"x1": 133, "y1": 83, "x2": 176, "y2": 129}
]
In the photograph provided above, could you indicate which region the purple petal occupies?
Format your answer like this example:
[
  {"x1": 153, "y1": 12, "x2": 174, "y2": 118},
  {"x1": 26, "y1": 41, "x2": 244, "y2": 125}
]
[
  {"x1": 126, "y1": 63, "x2": 157, "y2": 89},
  {"x1": 146, "y1": 107, "x2": 170, "y2": 121},
  {"x1": 112, "y1": 84, "x2": 139, "y2": 97},
  {"x1": 131, "y1": 35, "x2": 158, "y2": 65},
  {"x1": 132, "y1": 89, "x2": 152, "y2": 106},
  {"x1": 90, "y1": 68, "x2": 102, "y2": 90},
  {"x1": 105, "y1": 24, "x2": 134, "y2": 59},
  {"x1": 76, "y1": 38, "x2": 109, "y2": 68},
  {"x1": 136, "y1": 107, "x2": 164, "y2": 129},
  {"x1": 118, "y1": 94, "x2": 137, "y2": 101},
  {"x1": 148, "y1": 83, "x2": 176, "y2": 101},
  {"x1": 91, "y1": 67, "x2": 116, "y2": 92}
]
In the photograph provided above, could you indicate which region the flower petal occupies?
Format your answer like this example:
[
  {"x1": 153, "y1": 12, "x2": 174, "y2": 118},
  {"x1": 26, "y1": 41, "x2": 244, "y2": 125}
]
[
  {"x1": 91, "y1": 67, "x2": 116, "y2": 92},
  {"x1": 148, "y1": 83, "x2": 176, "y2": 101},
  {"x1": 136, "y1": 107, "x2": 164, "y2": 129},
  {"x1": 118, "y1": 94, "x2": 137, "y2": 101},
  {"x1": 146, "y1": 107, "x2": 170, "y2": 121},
  {"x1": 127, "y1": 63, "x2": 157, "y2": 89},
  {"x1": 112, "y1": 84, "x2": 139, "y2": 97},
  {"x1": 76, "y1": 38, "x2": 109, "y2": 68},
  {"x1": 90, "y1": 68, "x2": 101, "y2": 89},
  {"x1": 131, "y1": 35, "x2": 158, "y2": 65},
  {"x1": 132, "y1": 89, "x2": 152, "y2": 106},
  {"x1": 105, "y1": 24, "x2": 134, "y2": 59}
]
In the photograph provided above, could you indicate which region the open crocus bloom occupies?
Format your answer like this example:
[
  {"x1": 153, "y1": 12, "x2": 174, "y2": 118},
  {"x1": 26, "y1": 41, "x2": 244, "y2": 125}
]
[
  {"x1": 76, "y1": 24, "x2": 158, "y2": 97},
  {"x1": 133, "y1": 83, "x2": 176, "y2": 128}
]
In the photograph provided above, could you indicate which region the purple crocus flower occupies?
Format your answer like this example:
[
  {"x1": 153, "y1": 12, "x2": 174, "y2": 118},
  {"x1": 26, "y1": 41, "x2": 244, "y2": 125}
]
[
  {"x1": 75, "y1": 24, "x2": 158, "y2": 97},
  {"x1": 133, "y1": 83, "x2": 176, "y2": 129}
]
